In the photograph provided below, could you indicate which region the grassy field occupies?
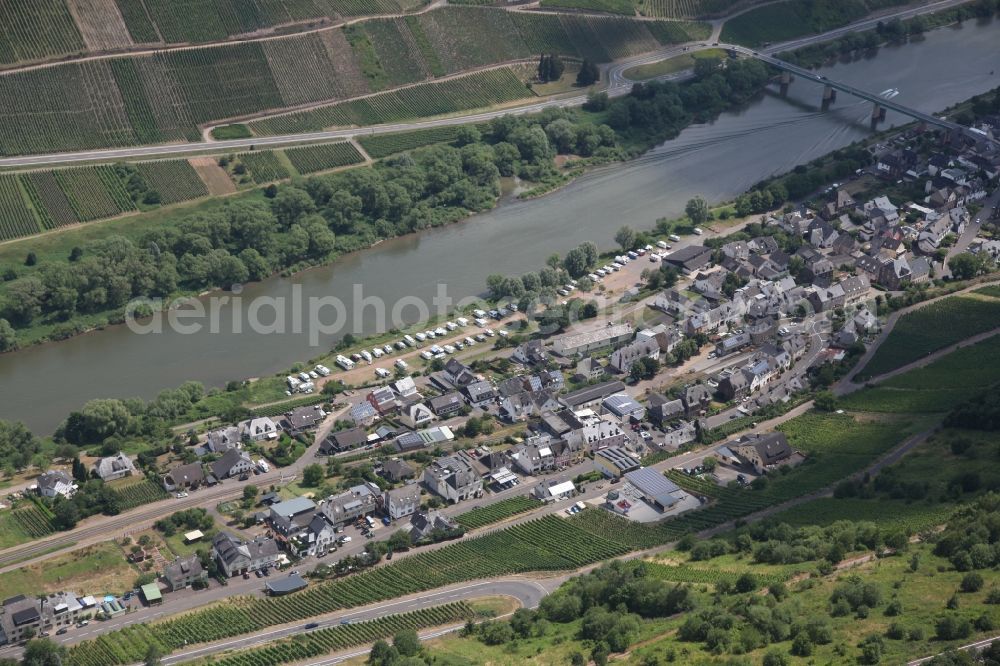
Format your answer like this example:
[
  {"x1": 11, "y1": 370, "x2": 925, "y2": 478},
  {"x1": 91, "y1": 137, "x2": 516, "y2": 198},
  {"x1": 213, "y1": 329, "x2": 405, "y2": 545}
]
[
  {"x1": 623, "y1": 48, "x2": 726, "y2": 79},
  {"x1": 857, "y1": 292, "x2": 1000, "y2": 379},
  {"x1": 0, "y1": 542, "x2": 135, "y2": 598}
]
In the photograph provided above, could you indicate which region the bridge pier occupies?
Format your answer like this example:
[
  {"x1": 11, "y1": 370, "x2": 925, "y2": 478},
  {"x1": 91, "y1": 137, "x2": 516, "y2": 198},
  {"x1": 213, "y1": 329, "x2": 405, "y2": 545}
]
[
  {"x1": 871, "y1": 102, "x2": 887, "y2": 126},
  {"x1": 821, "y1": 85, "x2": 837, "y2": 109},
  {"x1": 779, "y1": 70, "x2": 793, "y2": 96}
]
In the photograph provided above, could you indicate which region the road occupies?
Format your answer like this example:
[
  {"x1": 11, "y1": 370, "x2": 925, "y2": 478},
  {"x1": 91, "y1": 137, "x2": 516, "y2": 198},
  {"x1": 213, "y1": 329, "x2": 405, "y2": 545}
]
[
  {"x1": 0, "y1": 0, "x2": 970, "y2": 171},
  {"x1": 909, "y1": 634, "x2": 1000, "y2": 665}
]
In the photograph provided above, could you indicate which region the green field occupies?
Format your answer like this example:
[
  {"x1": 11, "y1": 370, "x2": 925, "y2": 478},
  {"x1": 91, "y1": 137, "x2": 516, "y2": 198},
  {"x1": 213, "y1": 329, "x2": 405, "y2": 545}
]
[
  {"x1": 359, "y1": 126, "x2": 466, "y2": 158},
  {"x1": 858, "y1": 293, "x2": 1000, "y2": 379},
  {"x1": 284, "y1": 142, "x2": 366, "y2": 174},
  {"x1": 623, "y1": 48, "x2": 726, "y2": 79},
  {"x1": 234, "y1": 152, "x2": 290, "y2": 184},
  {"x1": 455, "y1": 496, "x2": 541, "y2": 529},
  {"x1": 136, "y1": 160, "x2": 209, "y2": 204},
  {"x1": 540, "y1": 0, "x2": 636, "y2": 16},
  {"x1": 0, "y1": 175, "x2": 42, "y2": 241}
]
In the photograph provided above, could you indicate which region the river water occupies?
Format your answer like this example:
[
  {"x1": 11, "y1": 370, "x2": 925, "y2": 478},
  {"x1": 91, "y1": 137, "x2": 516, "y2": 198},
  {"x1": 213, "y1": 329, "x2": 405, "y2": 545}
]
[{"x1": 2, "y1": 19, "x2": 998, "y2": 434}]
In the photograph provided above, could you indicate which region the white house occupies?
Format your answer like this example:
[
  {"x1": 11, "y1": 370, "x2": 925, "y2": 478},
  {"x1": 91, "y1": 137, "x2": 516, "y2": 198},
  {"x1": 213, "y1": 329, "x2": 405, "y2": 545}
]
[{"x1": 35, "y1": 470, "x2": 76, "y2": 498}]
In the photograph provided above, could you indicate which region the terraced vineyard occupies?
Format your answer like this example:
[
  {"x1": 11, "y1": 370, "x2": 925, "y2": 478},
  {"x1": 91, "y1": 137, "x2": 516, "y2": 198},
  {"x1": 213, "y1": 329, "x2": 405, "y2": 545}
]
[
  {"x1": 455, "y1": 496, "x2": 541, "y2": 529},
  {"x1": 285, "y1": 142, "x2": 366, "y2": 174},
  {"x1": 540, "y1": 0, "x2": 636, "y2": 15},
  {"x1": 235, "y1": 152, "x2": 290, "y2": 183},
  {"x1": 251, "y1": 67, "x2": 531, "y2": 135},
  {"x1": 0, "y1": 175, "x2": 41, "y2": 241},
  {"x1": 358, "y1": 126, "x2": 465, "y2": 158},
  {"x1": 635, "y1": 0, "x2": 747, "y2": 18},
  {"x1": 136, "y1": 160, "x2": 209, "y2": 204}
]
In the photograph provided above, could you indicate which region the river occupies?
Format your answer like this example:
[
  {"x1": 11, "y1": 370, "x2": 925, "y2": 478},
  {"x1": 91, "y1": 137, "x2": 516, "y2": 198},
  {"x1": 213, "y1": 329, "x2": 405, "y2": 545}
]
[{"x1": 2, "y1": 19, "x2": 998, "y2": 434}]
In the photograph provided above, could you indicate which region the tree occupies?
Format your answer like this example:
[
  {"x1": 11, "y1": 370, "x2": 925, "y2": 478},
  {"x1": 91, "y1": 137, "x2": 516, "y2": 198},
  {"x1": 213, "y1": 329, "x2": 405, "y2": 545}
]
[
  {"x1": 242, "y1": 484, "x2": 259, "y2": 502},
  {"x1": 21, "y1": 638, "x2": 66, "y2": 666},
  {"x1": 52, "y1": 500, "x2": 80, "y2": 530},
  {"x1": 393, "y1": 629, "x2": 421, "y2": 657},
  {"x1": 537, "y1": 53, "x2": 565, "y2": 82},
  {"x1": 302, "y1": 463, "x2": 325, "y2": 487},
  {"x1": 25, "y1": 252, "x2": 37, "y2": 266},
  {"x1": 71, "y1": 456, "x2": 88, "y2": 483},
  {"x1": 629, "y1": 356, "x2": 660, "y2": 381},
  {"x1": 615, "y1": 225, "x2": 637, "y2": 251},
  {"x1": 685, "y1": 197, "x2": 710, "y2": 226},
  {"x1": 948, "y1": 252, "x2": 991, "y2": 280},
  {"x1": 576, "y1": 59, "x2": 599, "y2": 86},
  {"x1": 144, "y1": 644, "x2": 163, "y2": 666},
  {"x1": 961, "y1": 572, "x2": 984, "y2": 593},
  {"x1": 814, "y1": 391, "x2": 837, "y2": 412},
  {"x1": 0, "y1": 318, "x2": 17, "y2": 352}
]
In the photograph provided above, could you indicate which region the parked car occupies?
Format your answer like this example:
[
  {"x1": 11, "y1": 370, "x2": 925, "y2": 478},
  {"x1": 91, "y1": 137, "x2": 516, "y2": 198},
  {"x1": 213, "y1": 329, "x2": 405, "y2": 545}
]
[{"x1": 305, "y1": 623, "x2": 319, "y2": 630}]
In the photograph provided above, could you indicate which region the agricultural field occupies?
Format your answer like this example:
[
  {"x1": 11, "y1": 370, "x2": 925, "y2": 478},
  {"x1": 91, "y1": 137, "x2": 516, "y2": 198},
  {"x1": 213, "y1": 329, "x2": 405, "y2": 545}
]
[
  {"x1": 358, "y1": 126, "x2": 465, "y2": 158},
  {"x1": 644, "y1": 559, "x2": 792, "y2": 589},
  {"x1": 250, "y1": 67, "x2": 532, "y2": 135},
  {"x1": 285, "y1": 142, "x2": 366, "y2": 174},
  {"x1": 194, "y1": 603, "x2": 476, "y2": 666},
  {"x1": 0, "y1": 175, "x2": 42, "y2": 241},
  {"x1": 55, "y1": 166, "x2": 135, "y2": 221},
  {"x1": 766, "y1": 497, "x2": 954, "y2": 532},
  {"x1": 623, "y1": 48, "x2": 727, "y2": 79},
  {"x1": 540, "y1": 0, "x2": 636, "y2": 15},
  {"x1": 455, "y1": 496, "x2": 541, "y2": 530},
  {"x1": 136, "y1": 160, "x2": 209, "y2": 204},
  {"x1": 719, "y1": 0, "x2": 906, "y2": 46},
  {"x1": 234, "y1": 152, "x2": 290, "y2": 184},
  {"x1": 9, "y1": 501, "x2": 57, "y2": 540},
  {"x1": 0, "y1": 0, "x2": 85, "y2": 66},
  {"x1": 0, "y1": 542, "x2": 135, "y2": 599},
  {"x1": 857, "y1": 293, "x2": 1000, "y2": 379},
  {"x1": 109, "y1": 478, "x2": 169, "y2": 512}
]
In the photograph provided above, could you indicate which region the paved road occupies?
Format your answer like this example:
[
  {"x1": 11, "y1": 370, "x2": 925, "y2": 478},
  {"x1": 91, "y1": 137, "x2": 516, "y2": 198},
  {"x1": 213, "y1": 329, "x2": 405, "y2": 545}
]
[
  {"x1": 0, "y1": 0, "x2": 967, "y2": 171},
  {"x1": 909, "y1": 633, "x2": 1000, "y2": 665}
]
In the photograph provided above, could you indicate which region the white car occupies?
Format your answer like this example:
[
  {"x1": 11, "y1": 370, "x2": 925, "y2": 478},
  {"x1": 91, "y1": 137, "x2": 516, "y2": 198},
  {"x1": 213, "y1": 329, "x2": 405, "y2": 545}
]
[
  {"x1": 339, "y1": 536, "x2": 352, "y2": 543},
  {"x1": 175, "y1": 492, "x2": 188, "y2": 499}
]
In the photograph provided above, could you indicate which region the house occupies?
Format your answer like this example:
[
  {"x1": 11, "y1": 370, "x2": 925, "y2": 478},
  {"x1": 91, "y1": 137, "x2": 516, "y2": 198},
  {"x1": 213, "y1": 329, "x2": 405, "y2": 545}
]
[
  {"x1": 392, "y1": 376, "x2": 419, "y2": 398},
  {"x1": 350, "y1": 401, "x2": 379, "y2": 427},
  {"x1": 92, "y1": 452, "x2": 137, "y2": 482},
  {"x1": 205, "y1": 426, "x2": 241, "y2": 453},
  {"x1": 715, "y1": 331, "x2": 752, "y2": 356},
  {"x1": 423, "y1": 455, "x2": 483, "y2": 503},
  {"x1": 512, "y1": 340, "x2": 549, "y2": 366},
  {"x1": 409, "y1": 511, "x2": 460, "y2": 543},
  {"x1": 662, "y1": 245, "x2": 713, "y2": 274},
  {"x1": 443, "y1": 359, "x2": 478, "y2": 387},
  {"x1": 321, "y1": 482, "x2": 381, "y2": 527},
  {"x1": 393, "y1": 431, "x2": 427, "y2": 453},
  {"x1": 401, "y1": 402, "x2": 435, "y2": 428},
  {"x1": 532, "y1": 477, "x2": 576, "y2": 502},
  {"x1": 682, "y1": 384, "x2": 713, "y2": 417},
  {"x1": 623, "y1": 468, "x2": 686, "y2": 511},
  {"x1": 383, "y1": 459, "x2": 416, "y2": 483},
  {"x1": 509, "y1": 440, "x2": 556, "y2": 476},
  {"x1": 647, "y1": 394, "x2": 685, "y2": 426},
  {"x1": 729, "y1": 433, "x2": 794, "y2": 474},
  {"x1": 320, "y1": 427, "x2": 368, "y2": 455},
  {"x1": 383, "y1": 485, "x2": 421, "y2": 520},
  {"x1": 806, "y1": 283, "x2": 846, "y2": 313},
  {"x1": 717, "y1": 369, "x2": 753, "y2": 401},
  {"x1": 163, "y1": 463, "x2": 205, "y2": 492},
  {"x1": 162, "y1": 554, "x2": 206, "y2": 592},
  {"x1": 602, "y1": 394, "x2": 645, "y2": 422},
  {"x1": 269, "y1": 496, "x2": 318, "y2": 536},
  {"x1": 283, "y1": 405, "x2": 325, "y2": 434},
  {"x1": 499, "y1": 390, "x2": 558, "y2": 422},
  {"x1": 575, "y1": 409, "x2": 629, "y2": 451},
  {"x1": 559, "y1": 380, "x2": 627, "y2": 410},
  {"x1": 662, "y1": 420, "x2": 697, "y2": 448},
  {"x1": 551, "y1": 323, "x2": 633, "y2": 357},
  {"x1": 428, "y1": 392, "x2": 464, "y2": 417},
  {"x1": 289, "y1": 514, "x2": 337, "y2": 557},
  {"x1": 463, "y1": 380, "x2": 497, "y2": 407},
  {"x1": 367, "y1": 386, "x2": 399, "y2": 415},
  {"x1": 210, "y1": 448, "x2": 254, "y2": 480},
  {"x1": 212, "y1": 532, "x2": 280, "y2": 577},
  {"x1": 573, "y1": 356, "x2": 606, "y2": 382},
  {"x1": 239, "y1": 417, "x2": 279, "y2": 442},
  {"x1": 593, "y1": 447, "x2": 641, "y2": 478},
  {"x1": 35, "y1": 470, "x2": 76, "y2": 498},
  {"x1": 0, "y1": 595, "x2": 43, "y2": 644},
  {"x1": 608, "y1": 337, "x2": 661, "y2": 374}
]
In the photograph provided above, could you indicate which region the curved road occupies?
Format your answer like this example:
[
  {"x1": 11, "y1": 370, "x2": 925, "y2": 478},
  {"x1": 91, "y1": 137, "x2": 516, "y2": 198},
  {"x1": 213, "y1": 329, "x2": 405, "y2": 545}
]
[{"x1": 0, "y1": 0, "x2": 970, "y2": 171}]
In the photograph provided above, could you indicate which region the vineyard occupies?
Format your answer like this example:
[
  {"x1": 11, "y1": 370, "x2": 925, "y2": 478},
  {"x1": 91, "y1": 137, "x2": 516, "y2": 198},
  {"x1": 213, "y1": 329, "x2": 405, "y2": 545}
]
[
  {"x1": 110, "y1": 480, "x2": 169, "y2": 512},
  {"x1": 540, "y1": 0, "x2": 636, "y2": 16},
  {"x1": 455, "y1": 496, "x2": 541, "y2": 529},
  {"x1": 0, "y1": 176, "x2": 41, "y2": 241},
  {"x1": 285, "y1": 142, "x2": 366, "y2": 175},
  {"x1": 67, "y1": 515, "x2": 631, "y2": 665},
  {"x1": 766, "y1": 497, "x2": 953, "y2": 533},
  {"x1": 55, "y1": 166, "x2": 135, "y2": 221},
  {"x1": 857, "y1": 294, "x2": 1000, "y2": 379},
  {"x1": 643, "y1": 561, "x2": 790, "y2": 588},
  {"x1": 250, "y1": 67, "x2": 531, "y2": 135},
  {"x1": 635, "y1": 0, "x2": 748, "y2": 18},
  {"x1": 198, "y1": 603, "x2": 476, "y2": 666},
  {"x1": 0, "y1": 0, "x2": 85, "y2": 66},
  {"x1": 10, "y1": 501, "x2": 56, "y2": 539},
  {"x1": 136, "y1": 160, "x2": 209, "y2": 204},
  {"x1": 235, "y1": 152, "x2": 290, "y2": 184},
  {"x1": 358, "y1": 126, "x2": 464, "y2": 158}
]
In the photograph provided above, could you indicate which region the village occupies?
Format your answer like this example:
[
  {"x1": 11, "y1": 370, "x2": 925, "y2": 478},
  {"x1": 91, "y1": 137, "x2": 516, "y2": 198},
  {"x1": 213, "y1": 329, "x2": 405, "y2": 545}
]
[{"x1": 2, "y1": 116, "x2": 999, "y2": 649}]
